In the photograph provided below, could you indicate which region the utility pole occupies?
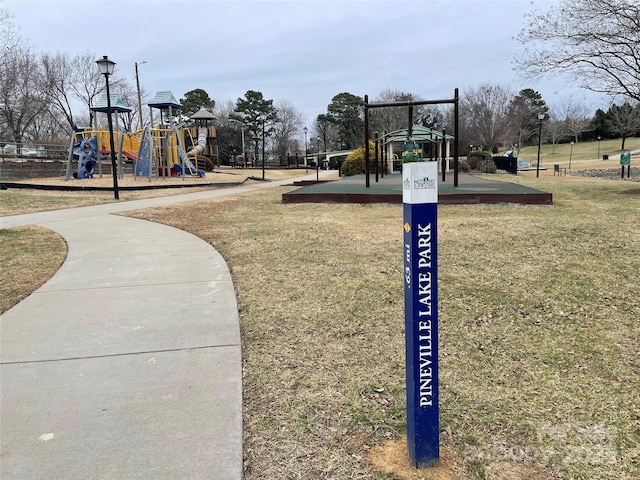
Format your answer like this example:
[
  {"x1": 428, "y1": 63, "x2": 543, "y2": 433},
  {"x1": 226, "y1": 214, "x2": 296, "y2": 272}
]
[{"x1": 135, "y1": 61, "x2": 147, "y2": 130}]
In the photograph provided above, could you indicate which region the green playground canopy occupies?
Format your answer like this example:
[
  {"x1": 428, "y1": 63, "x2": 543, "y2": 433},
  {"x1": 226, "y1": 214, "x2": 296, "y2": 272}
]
[
  {"x1": 148, "y1": 91, "x2": 182, "y2": 110},
  {"x1": 91, "y1": 93, "x2": 131, "y2": 113},
  {"x1": 380, "y1": 125, "x2": 454, "y2": 144}
]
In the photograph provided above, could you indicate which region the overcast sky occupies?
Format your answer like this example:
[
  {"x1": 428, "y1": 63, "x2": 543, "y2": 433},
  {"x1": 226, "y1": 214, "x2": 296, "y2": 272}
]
[{"x1": 5, "y1": 0, "x2": 607, "y2": 128}]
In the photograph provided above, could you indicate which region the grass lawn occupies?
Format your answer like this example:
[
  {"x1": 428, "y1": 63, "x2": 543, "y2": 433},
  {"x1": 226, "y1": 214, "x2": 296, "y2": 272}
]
[
  {"x1": 0, "y1": 226, "x2": 66, "y2": 314},
  {"x1": 1, "y1": 171, "x2": 638, "y2": 479},
  {"x1": 518, "y1": 136, "x2": 640, "y2": 169},
  {"x1": 125, "y1": 175, "x2": 639, "y2": 479}
]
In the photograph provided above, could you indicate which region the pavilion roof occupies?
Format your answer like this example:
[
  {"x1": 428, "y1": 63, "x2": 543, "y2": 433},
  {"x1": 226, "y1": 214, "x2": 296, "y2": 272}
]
[{"x1": 380, "y1": 125, "x2": 454, "y2": 144}]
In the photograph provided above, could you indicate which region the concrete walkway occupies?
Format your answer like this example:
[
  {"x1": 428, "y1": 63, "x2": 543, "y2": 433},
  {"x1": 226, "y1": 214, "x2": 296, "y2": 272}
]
[{"x1": 0, "y1": 172, "x2": 330, "y2": 480}]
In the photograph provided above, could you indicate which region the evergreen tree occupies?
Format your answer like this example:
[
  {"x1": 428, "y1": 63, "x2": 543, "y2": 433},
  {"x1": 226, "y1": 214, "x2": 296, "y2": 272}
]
[
  {"x1": 234, "y1": 90, "x2": 278, "y2": 161},
  {"x1": 180, "y1": 88, "x2": 215, "y2": 118},
  {"x1": 325, "y1": 92, "x2": 364, "y2": 149}
]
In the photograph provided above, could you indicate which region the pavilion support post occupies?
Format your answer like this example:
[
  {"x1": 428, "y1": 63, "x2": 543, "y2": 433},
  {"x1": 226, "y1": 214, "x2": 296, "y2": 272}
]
[
  {"x1": 364, "y1": 94, "x2": 370, "y2": 188},
  {"x1": 441, "y1": 129, "x2": 446, "y2": 182},
  {"x1": 454, "y1": 88, "x2": 459, "y2": 187},
  {"x1": 375, "y1": 131, "x2": 379, "y2": 183}
]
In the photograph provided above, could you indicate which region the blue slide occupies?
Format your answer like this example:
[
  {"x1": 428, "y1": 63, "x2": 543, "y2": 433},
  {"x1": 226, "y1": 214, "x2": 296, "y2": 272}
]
[{"x1": 74, "y1": 136, "x2": 98, "y2": 179}]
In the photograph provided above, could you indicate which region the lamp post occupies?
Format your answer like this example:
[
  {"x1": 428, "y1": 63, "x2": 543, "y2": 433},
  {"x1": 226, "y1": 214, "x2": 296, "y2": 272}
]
[
  {"x1": 96, "y1": 55, "x2": 119, "y2": 200},
  {"x1": 135, "y1": 60, "x2": 146, "y2": 130},
  {"x1": 536, "y1": 112, "x2": 545, "y2": 178},
  {"x1": 303, "y1": 126, "x2": 308, "y2": 173},
  {"x1": 252, "y1": 135, "x2": 259, "y2": 169},
  {"x1": 229, "y1": 118, "x2": 246, "y2": 166},
  {"x1": 316, "y1": 136, "x2": 320, "y2": 181},
  {"x1": 597, "y1": 136, "x2": 601, "y2": 160},
  {"x1": 569, "y1": 141, "x2": 574, "y2": 169}
]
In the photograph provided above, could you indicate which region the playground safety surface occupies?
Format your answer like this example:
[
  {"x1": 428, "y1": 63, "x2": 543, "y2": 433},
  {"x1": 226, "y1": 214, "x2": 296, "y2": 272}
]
[{"x1": 282, "y1": 172, "x2": 553, "y2": 205}]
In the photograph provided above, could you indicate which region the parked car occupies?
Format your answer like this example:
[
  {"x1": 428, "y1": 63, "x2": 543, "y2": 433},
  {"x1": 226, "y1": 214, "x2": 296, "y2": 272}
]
[{"x1": 1, "y1": 144, "x2": 39, "y2": 156}]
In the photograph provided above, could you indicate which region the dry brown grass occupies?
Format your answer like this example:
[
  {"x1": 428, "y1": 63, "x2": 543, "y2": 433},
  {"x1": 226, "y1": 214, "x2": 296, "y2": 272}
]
[
  {"x1": 2, "y1": 171, "x2": 638, "y2": 479},
  {"x1": 123, "y1": 175, "x2": 639, "y2": 480},
  {"x1": 0, "y1": 226, "x2": 66, "y2": 314}
]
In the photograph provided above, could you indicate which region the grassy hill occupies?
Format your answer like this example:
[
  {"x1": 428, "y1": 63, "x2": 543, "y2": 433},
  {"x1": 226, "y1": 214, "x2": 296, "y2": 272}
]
[{"x1": 515, "y1": 137, "x2": 639, "y2": 169}]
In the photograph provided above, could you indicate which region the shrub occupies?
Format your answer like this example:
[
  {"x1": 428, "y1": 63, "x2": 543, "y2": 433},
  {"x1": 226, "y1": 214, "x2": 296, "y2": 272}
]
[
  {"x1": 458, "y1": 158, "x2": 470, "y2": 172},
  {"x1": 468, "y1": 150, "x2": 489, "y2": 159},
  {"x1": 467, "y1": 150, "x2": 489, "y2": 170},
  {"x1": 341, "y1": 154, "x2": 365, "y2": 176},
  {"x1": 341, "y1": 142, "x2": 389, "y2": 176},
  {"x1": 479, "y1": 158, "x2": 497, "y2": 173},
  {"x1": 468, "y1": 156, "x2": 483, "y2": 171}
]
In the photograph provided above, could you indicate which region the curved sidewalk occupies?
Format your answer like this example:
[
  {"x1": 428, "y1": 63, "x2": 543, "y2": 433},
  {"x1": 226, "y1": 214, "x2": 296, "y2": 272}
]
[{"x1": 0, "y1": 173, "x2": 330, "y2": 479}]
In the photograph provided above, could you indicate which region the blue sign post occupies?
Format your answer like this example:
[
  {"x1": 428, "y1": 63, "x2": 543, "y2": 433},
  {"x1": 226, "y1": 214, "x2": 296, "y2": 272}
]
[{"x1": 403, "y1": 161, "x2": 439, "y2": 467}]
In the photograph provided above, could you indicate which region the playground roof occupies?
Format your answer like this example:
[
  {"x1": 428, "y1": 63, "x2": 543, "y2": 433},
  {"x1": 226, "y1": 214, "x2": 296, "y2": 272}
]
[
  {"x1": 380, "y1": 125, "x2": 454, "y2": 144},
  {"x1": 91, "y1": 93, "x2": 132, "y2": 113},
  {"x1": 190, "y1": 107, "x2": 216, "y2": 120},
  {"x1": 148, "y1": 91, "x2": 182, "y2": 110}
]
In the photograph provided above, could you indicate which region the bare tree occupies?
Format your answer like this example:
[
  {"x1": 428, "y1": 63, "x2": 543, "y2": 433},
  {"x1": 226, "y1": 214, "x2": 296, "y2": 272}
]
[
  {"x1": 560, "y1": 99, "x2": 592, "y2": 143},
  {"x1": 273, "y1": 100, "x2": 303, "y2": 159},
  {"x1": 462, "y1": 83, "x2": 516, "y2": 153},
  {"x1": 546, "y1": 106, "x2": 570, "y2": 154},
  {"x1": 41, "y1": 51, "x2": 78, "y2": 134},
  {"x1": 515, "y1": 0, "x2": 640, "y2": 102},
  {"x1": 70, "y1": 51, "x2": 132, "y2": 128},
  {"x1": 28, "y1": 107, "x2": 70, "y2": 144},
  {"x1": 0, "y1": 7, "x2": 19, "y2": 63},
  {"x1": 606, "y1": 101, "x2": 640, "y2": 149},
  {"x1": 114, "y1": 81, "x2": 138, "y2": 132},
  {"x1": 315, "y1": 114, "x2": 338, "y2": 153},
  {"x1": 213, "y1": 99, "x2": 236, "y2": 126},
  {"x1": 0, "y1": 41, "x2": 47, "y2": 144},
  {"x1": 211, "y1": 99, "x2": 242, "y2": 163},
  {"x1": 369, "y1": 88, "x2": 416, "y2": 133}
]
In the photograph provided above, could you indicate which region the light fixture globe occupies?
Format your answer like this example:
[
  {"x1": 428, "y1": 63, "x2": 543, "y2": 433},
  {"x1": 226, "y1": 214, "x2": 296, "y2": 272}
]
[{"x1": 96, "y1": 55, "x2": 116, "y2": 76}]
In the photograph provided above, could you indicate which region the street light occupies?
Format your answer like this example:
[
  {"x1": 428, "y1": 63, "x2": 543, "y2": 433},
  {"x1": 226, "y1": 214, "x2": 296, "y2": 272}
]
[
  {"x1": 597, "y1": 136, "x2": 601, "y2": 160},
  {"x1": 569, "y1": 141, "x2": 574, "y2": 169},
  {"x1": 135, "y1": 61, "x2": 147, "y2": 130},
  {"x1": 536, "y1": 112, "x2": 545, "y2": 178},
  {"x1": 229, "y1": 118, "x2": 246, "y2": 166},
  {"x1": 252, "y1": 135, "x2": 260, "y2": 169},
  {"x1": 303, "y1": 126, "x2": 308, "y2": 173},
  {"x1": 96, "y1": 55, "x2": 119, "y2": 200}
]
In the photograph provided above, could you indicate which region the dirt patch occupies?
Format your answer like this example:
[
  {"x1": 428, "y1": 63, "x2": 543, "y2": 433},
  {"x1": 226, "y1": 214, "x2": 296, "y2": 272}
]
[
  {"x1": 367, "y1": 437, "x2": 462, "y2": 480},
  {"x1": 622, "y1": 188, "x2": 640, "y2": 195}
]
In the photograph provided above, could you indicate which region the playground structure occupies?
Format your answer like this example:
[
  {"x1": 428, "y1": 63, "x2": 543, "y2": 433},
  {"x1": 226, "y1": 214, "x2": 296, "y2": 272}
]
[{"x1": 65, "y1": 91, "x2": 217, "y2": 182}]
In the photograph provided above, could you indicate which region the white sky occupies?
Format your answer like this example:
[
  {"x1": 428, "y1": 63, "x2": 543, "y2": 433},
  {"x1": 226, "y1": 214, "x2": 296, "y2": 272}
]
[{"x1": 4, "y1": 0, "x2": 608, "y2": 127}]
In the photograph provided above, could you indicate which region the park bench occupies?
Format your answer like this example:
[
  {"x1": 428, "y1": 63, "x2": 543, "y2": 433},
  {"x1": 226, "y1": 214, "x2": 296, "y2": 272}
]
[{"x1": 554, "y1": 164, "x2": 567, "y2": 176}]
